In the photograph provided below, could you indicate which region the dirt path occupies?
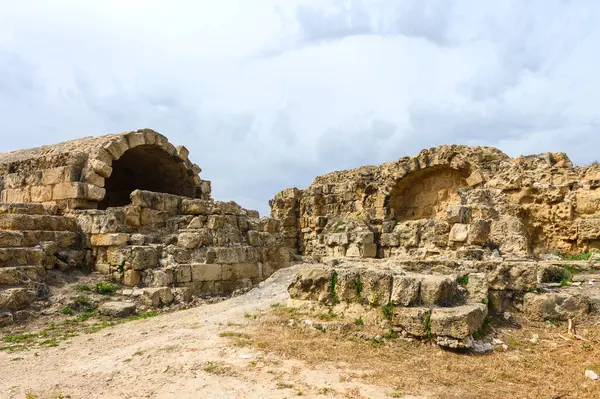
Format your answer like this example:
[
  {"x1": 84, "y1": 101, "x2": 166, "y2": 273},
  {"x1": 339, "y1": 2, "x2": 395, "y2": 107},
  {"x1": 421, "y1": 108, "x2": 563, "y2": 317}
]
[{"x1": 1, "y1": 265, "x2": 418, "y2": 399}]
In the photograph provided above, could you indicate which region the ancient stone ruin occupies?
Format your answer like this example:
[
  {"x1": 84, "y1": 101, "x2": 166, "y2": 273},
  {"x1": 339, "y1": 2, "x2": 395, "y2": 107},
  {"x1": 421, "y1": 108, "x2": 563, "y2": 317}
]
[
  {"x1": 1, "y1": 132, "x2": 599, "y2": 350},
  {"x1": 272, "y1": 145, "x2": 600, "y2": 349},
  {"x1": 0, "y1": 129, "x2": 291, "y2": 326}
]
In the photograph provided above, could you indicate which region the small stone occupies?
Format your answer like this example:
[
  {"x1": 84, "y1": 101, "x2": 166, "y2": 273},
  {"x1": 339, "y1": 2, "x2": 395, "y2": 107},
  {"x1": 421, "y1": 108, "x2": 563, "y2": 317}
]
[
  {"x1": 98, "y1": 301, "x2": 136, "y2": 318},
  {"x1": 585, "y1": 370, "x2": 599, "y2": 380},
  {"x1": 503, "y1": 311, "x2": 512, "y2": 321}
]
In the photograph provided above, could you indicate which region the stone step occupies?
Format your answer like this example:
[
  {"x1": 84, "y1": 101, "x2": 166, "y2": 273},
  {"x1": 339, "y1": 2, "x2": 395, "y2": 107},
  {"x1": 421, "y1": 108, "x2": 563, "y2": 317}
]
[
  {"x1": 0, "y1": 287, "x2": 35, "y2": 310},
  {"x1": 0, "y1": 229, "x2": 79, "y2": 248},
  {"x1": 0, "y1": 214, "x2": 78, "y2": 232},
  {"x1": 0, "y1": 266, "x2": 46, "y2": 285},
  {"x1": 0, "y1": 203, "x2": 55, "y2": 216},
  {"x1": 0, "y1": 247, "x2": 45, "y2": 267},
  {"x1": 523, "y1": 292, "x2": 590, "y2": 321}
]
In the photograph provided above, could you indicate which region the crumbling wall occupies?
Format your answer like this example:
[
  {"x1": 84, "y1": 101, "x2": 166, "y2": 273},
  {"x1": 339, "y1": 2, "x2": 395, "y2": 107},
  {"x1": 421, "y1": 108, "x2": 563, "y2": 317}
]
[{"x1": 271, "y1": 145, "x2": 600, "y2": 259}]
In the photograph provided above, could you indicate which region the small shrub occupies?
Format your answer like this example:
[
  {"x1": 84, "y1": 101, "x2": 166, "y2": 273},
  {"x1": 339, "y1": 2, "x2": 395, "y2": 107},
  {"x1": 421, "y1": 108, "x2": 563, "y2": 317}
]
[
  {"x1": 457, "y1": 275, "x2": 469, "y2": 286},
  {"x1": 96, "y1": 281, "x2": 120, "y2": 295},
  {"x1": 75, "y1": 284, "x2": 92, "y2": 292},
  {"x1": 423, "y1": 313, "x2": 432, "y2": 338},
  {"x1": 329, "y1": 271, "x2": 339, "y2": 305},
  {"x1": 61, "y1": 307, "x2": 75, "y2": 316},
  {"x1": 354, "y1": 317, "x2": 364, "y2": 326},
  {"x1": 381, "y1": 302, "x2": 395, "y2": 320},
  {"x1": 354, "y1": 276, "x2": 363, "y2": 299}
]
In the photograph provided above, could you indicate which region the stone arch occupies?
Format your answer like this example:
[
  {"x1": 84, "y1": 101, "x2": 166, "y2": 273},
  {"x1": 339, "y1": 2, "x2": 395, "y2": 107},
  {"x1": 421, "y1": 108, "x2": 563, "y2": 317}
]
[
  {"x1": 388, "y1": 165, "x2": 469, "y2": 222},
  {"x1": 84, "y1": 129, "x2": 202, "y2": 209}
]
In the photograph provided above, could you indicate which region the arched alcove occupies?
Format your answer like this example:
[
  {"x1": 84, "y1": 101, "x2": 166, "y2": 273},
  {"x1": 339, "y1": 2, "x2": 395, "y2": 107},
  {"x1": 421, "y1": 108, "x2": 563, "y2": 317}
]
[
  {"x1": 98, "y1": 145, "x2": 195, "y2": 209},
  {"x1": 388, "y1": 165, "x2": 468, "y2": 221}
]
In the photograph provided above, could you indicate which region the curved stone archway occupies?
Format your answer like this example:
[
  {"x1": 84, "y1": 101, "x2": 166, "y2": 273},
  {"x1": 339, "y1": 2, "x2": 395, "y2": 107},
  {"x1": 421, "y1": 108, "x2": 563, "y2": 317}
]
[
  {"x1": 97, "y1": 144, "x2": 196, "y2": 209},
  {"x1": 388, "y1": 165, "x2": 469, "y2": 221}
]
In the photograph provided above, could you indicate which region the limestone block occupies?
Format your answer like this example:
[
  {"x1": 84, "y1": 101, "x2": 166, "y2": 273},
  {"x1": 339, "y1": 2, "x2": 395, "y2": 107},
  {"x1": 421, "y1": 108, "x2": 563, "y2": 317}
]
[
  {"x1": 174, "y1": 264, "x2": 192, "y2": 283},
  {"x1": 0, "y1": 288, "x2": 34, "y2": 310},
  {"x1": 125, "y1": 131, "x2": 146, "y2": 148},
  {"x1": 177, "y1": 232, "x2": 200, "y2": 249},
  {"x1": 87, "y1": 185, "x2": 106, "y2": 201},
  {"x1": 4, "y1": 173, "x2": 26, "y2": 188},
  {"x1": 187, "y1": 216, "x2": 206, "y2": 229},
  {"x1": 30, "y1": 185, "x2": 53, "y2": 202},
  {"x1": 456, "y1": 248, "x2": 484, "y2": 260},
  {"x1": 140, "y1": 287, "x2": 174, "y2": 307},
  {"x1": 89, "y1": 159, "x2": 113, "y2": 178},
  {"x1": 176, "y1": 145, "x2": 189, "y2": 161},
  {"x1": 262, "y1": 217, "x2": 280, "y2": 233},
  {"x1": 430, "y1": 304, "x2": 487, "y2": 339},
  {"x1": 346, "y1": 244, "x2": 361, "y2": 257},
  {"x1": 222, "y1": 263, "x2": 259, "y2": 280},
  {"x1": 213, "y1": 201, "x2": 243, "y2": 215},
  {"x1": 90, "y1": 233, "x2": 129, "y2": 247},
  {"x1": 446, "y1": 205, "x2": 472, "y2": 224},
  {"x1": 351, "y1": 231, "x2": 374, "y2": 244},
  {"x1": 287, "y1": 266, "x2": 334, "y2": 303},
  {"x1": 486, "y1": 261, "x2": 537, "y2": 291},
  {"x1": 104, "y1": 135, "x2": 129, "y2": 159},
  {"x1": 212, "y1": 226, "x2": 243, "y2": 246},
  {"x1": 326, "y1": 233, "x2": 349, "y2": 246},
  {"x1": 523, "y1": 293, "x2": 589, "y2": 321},
  {"x1": 449, "y1": 224, "x2": 469, "y2": 242},
  {"x1": 380, "y1": 233, "x2": 400, "y2": 247},
  {"x1": 577, "y1": 218, "x2": 600, "y2": 241},
  {"x1": 0, "y1": 230, "x2": 24, "y2": 247},
  {"x1": 130, "y1": 190, "x2": 181, "y2": 213},
  {"x1": 465, "y1": 273, "x2": 488, "y2": 304},
  {"x1": 82, "y1": 169, "x2": 105, "y2": 187},
  {"x1": 0, "y1": 247, "x2": 44, "y2": 267},
  {"x1": 0, "y1": 266, "x2": 45, "y2": 285},
  {"x1": 392, "y1": 307, "x2": 431, "y2": 337},
  {"x1": 215, "y1": 247, "x2": 246, "y2": 264},
  {"x1": 466, "y1": 170, "x2": 486, "y2": 187},
  {"x1": 123, "y1": 270, "x2": 141, "y2": 286},
  {"x1": 144, "y1": 269, "x2": 173, "y2": 287},
  {"x1": 130, "y1": 246, "x2": 159, "y2": 270},
  {"x1": 140, "y1": 208, "x2": 169, "y2": 227},
  {"x1": 468, "y1": 220, "x2": 491, "y2": 245},
  {"x1": 2, "y1": 188, "x2": 29, "y2": 203},
  {"x1": 360, "y1": 269, "x2": 393, "y2": 306},
  {"x1": 362, "y1": 243, "x2": 377, "y2": 258},
  {"x1": 52, "y1": 182, "x2": 85, "y2": 200},
  {"x1": 420, "y1": 275, "x2": 457, "y2": 306},
  {"x1": 181, "y1": 199, "x2": 213, "y2": 215},
  {"x1": 0, "y1": 312, "x2": 14, "y2": 327},
  {"x1": 390, "y1": 274, "x2": 421, "y2": 307},
  {"x1": 99, "y1": 301, "x2": 136, "y2": 317},
  {"x1": 334, "y1": 268, "x2": 362, "y2": 303},
  {"x1": 393, "y1": 221, "x2": 422, "y2": 248},
  {"x1": 191, "y1": 263, "x2": 222, "y2": 281}
]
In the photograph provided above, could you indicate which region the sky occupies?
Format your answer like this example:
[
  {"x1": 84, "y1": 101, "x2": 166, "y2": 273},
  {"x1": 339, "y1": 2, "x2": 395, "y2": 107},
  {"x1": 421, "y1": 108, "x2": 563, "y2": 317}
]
[{"x1": 1, "y1": 0, "x2": 600, "y2": 215}]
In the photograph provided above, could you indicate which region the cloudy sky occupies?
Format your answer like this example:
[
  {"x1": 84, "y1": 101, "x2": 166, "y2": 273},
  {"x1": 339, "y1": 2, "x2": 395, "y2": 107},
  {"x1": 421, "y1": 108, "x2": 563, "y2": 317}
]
[{"x1": 1, "y1": 0, "x2": 599, "y2": 215}]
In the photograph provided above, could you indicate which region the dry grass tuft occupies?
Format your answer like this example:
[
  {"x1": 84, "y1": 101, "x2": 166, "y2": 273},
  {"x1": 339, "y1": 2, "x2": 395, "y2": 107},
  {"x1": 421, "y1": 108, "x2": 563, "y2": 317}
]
[{"x1": 223, "y1": 307, "x2": 600, "y2": 399}]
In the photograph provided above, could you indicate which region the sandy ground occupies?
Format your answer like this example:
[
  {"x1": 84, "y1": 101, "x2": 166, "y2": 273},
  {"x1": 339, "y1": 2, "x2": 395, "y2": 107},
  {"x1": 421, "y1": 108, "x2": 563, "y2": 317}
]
[{"x1": 1, "y1": 265, "x2": 421, "y2": 399}]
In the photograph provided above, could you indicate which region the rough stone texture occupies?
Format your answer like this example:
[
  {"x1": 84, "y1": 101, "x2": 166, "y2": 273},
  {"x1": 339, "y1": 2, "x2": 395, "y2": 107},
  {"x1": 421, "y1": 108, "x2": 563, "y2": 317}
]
[
  {"x1": 288, "y1": 266, "x2": 334, "y2": 303},
  {"x1": 98, "y1": 301, "x2": 136, "y2": 317},
  {"x1": 271, "y1": 145, "x2": 600, "y2": 260},
  {"x1": 430, "y1": 304, "x2": 488, "y2": 339},
  {"x1": 523, "y1": 293, "x2": 590, "y2": 321}
]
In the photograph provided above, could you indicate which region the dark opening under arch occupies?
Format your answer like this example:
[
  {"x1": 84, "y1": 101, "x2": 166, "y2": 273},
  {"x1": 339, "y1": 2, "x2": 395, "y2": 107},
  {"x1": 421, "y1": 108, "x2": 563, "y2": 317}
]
[{"x1": 98, "y1": 145, "x2": 195, "y2": 209}]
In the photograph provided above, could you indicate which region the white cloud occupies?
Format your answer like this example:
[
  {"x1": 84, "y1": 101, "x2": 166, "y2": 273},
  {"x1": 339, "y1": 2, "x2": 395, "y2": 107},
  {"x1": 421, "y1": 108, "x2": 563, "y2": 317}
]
[{"x1": 1, "y1": 0, "x2": 600, "y2": 215}]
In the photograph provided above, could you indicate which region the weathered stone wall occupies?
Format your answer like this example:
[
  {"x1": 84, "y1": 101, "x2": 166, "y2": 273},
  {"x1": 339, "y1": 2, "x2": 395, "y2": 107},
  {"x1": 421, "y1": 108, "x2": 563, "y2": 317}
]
[
  {"x1": 74, "y1": 190, "x2": 292, "y2": 297},
  {"x1": 271, "y1": 145, "x2": 600, "y2": 259},
  {"x1": 0, "y1": 129, "x2": 210, "y2": 211}
]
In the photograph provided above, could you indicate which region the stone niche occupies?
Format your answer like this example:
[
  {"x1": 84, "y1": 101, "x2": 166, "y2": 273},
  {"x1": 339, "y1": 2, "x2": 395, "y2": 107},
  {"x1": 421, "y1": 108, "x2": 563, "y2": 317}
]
[{"x1": 388, "y1": 166, "x2": 469, "y2": 222}]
